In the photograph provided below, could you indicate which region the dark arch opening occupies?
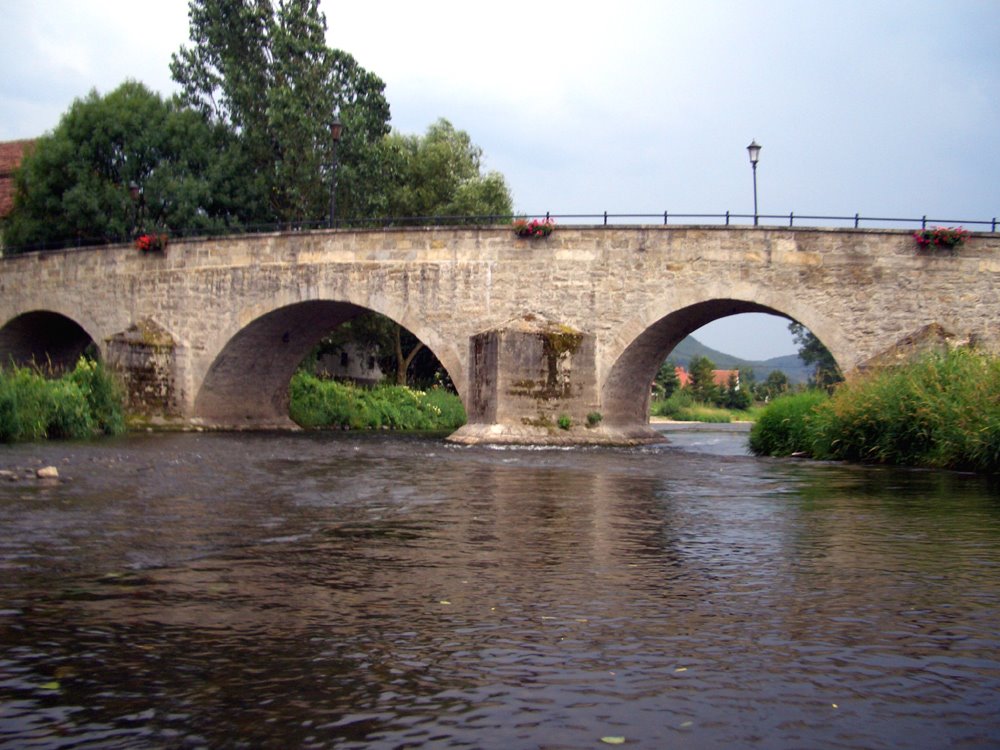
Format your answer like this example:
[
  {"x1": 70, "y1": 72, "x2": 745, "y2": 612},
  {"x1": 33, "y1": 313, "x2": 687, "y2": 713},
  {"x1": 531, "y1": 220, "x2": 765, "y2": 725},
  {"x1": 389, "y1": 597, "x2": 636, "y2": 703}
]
[
  {"x1": 603, "y1": 299, "x2": 841, "y2": 425},
  {"x1": 194, "y1": 300, "x2": 459, "y2": 428},
  {"x1": 0, "y1": 311, "x2": 98, "y2": 372}
]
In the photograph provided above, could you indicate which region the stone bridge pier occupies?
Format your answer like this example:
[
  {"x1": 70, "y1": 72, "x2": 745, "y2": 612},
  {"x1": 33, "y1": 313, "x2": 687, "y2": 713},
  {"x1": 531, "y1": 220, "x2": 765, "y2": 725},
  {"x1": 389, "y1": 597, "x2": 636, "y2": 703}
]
[{"x1": 1, "y1": 225, "x2": 997, "y2": 445}]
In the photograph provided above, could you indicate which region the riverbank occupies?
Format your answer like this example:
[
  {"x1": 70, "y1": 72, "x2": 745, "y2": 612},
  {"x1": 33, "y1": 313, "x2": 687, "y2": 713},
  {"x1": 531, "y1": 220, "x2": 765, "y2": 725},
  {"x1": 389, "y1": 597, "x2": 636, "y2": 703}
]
[
  {"x1": 650, "y1": 417, "x2": 753, "y2": 431},
  {"x1": 0, "y1": 359, "x2": 125, "y2": 442},
  {"x1": 749, "y1": 348, "x2": 999, "y2": 473}
]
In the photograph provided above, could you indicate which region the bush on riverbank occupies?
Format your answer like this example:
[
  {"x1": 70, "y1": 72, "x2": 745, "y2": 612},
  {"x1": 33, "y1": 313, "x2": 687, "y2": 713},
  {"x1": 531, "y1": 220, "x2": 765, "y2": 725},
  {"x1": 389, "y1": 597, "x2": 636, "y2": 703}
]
[
  {"x1": 748, "y1": 349, "x2": 1000, "y2": 472},
  {"x1": 288, "y1": 371, "x2": 466, "y2": 431},
  {"x1": 0, "y1": 359, "x2": 126, "y2": 442},
  {"x1": 747, "y1": 390, "x2": 828, "y2": 457}
]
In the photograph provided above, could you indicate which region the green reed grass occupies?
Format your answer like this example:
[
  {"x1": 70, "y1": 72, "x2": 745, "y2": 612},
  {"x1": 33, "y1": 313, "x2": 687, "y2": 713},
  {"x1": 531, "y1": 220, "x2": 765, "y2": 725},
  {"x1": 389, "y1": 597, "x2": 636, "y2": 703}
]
[
  {"x1": 747, "y1": 390, "x2": 828, "y2": 457},
  {"x1": 289, "y1": 371, "x2": 466, "y2": 431},
  {"x1": 0, "y1": 358, "x2": 126, "y2": 442},
  {"x1": 749, "y1": 349, "x2": 999, "y2": 472}
]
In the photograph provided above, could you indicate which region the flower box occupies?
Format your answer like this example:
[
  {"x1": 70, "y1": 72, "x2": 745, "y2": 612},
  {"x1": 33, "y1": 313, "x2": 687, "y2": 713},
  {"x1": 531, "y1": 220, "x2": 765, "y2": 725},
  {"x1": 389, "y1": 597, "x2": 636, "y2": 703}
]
[
  {"x1": 913, "y1": 226, "x2": 968, "y2": 252},
  {"x1": 135, "y1": 233, "x2": 169, "y2": 253},
  {"x1": 513, "y1": 217, "x2": 555, "y2": 238}
]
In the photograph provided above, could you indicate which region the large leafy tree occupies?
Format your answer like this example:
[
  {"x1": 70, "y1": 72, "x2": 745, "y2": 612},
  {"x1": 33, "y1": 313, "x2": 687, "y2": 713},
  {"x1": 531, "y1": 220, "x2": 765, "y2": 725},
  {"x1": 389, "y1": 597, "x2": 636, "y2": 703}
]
[
  {"x1": 2, "y1": 81, "x2": 244, "y2": 251},
  {"x1": 330, "y1": 120, "x2": 513, "y2": 385},
  {"x1": 386, "y1": 119, "x2": 513, "y2": 222},
  {"x1": 170, "y1": 0, "x2": 393, "y2": 224},
  {"x1": 789, "y1": 322, "x2": 843, "y2": 390}
]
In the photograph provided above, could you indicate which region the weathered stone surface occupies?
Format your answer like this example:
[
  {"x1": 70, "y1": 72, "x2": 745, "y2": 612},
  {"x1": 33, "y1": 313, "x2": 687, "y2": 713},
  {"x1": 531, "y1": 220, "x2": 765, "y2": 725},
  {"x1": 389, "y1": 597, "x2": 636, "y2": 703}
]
[
  {"x1": 105, "y1": 318, "x2": 179, "y2": 415},
  {"x1": 0, "y1": 225, "x2": 997, "y2": 444},
  {"x1": 452, "y1": 315, "x2": 619, "y2": 445}
]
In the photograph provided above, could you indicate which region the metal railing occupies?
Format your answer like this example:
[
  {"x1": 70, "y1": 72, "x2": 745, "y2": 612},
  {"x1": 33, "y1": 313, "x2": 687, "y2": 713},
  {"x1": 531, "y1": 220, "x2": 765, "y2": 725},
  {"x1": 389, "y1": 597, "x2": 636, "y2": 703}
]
[{"x1": 2, "y1": 211, "x2": 997, "y2": 256}]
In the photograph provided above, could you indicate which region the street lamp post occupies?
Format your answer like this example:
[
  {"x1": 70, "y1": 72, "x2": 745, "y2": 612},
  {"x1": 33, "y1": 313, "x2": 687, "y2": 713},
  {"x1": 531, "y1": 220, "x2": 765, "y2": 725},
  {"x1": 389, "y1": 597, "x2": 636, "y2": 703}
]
[
  {"x1": 329, "y1": 115, "x2": 343, "y2": 227},
  {"x1": 746, "y1": 140, "x2": 761, "y2": 226},
  {"x1": 128, "y1": 181, "x2": 144, "y2": 238}
]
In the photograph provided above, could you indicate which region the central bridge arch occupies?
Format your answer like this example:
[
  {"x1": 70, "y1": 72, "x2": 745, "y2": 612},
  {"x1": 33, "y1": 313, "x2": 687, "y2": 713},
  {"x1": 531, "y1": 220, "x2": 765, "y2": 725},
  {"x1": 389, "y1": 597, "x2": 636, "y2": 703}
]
[{"x1": 192, "y1": 298, "x2": 466, "y2": 429}]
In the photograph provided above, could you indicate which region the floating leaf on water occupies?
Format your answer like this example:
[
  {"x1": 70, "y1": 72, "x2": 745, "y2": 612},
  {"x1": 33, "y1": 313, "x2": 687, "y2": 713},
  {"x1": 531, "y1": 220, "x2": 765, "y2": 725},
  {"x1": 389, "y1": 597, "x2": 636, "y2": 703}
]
[
  {"x1": 674, "y1": 667, "x2": 688, "y2": 672},
  {"x1": 679, "y1": 721, "x2": 693, "y2": 728},
  {"x1": 600, "y1": 737, "x2": 625, "y2": 745},
  {"x1": 832, "y1": 703, "x2": 838, "y2": 708},
  {"x1": 40, "y1": 681, "x2": 60, "y2": 691},
  {"x1": 439, "y1": 600, "x2": 451, "y2": 605}
]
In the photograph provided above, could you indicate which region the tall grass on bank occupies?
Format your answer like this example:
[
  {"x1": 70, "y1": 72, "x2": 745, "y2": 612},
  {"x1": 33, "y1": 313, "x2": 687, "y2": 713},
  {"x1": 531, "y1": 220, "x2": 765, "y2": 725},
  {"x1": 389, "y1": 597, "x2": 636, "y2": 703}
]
[
  {"x1": 747, "y1": 390, "x2": 828, "y2": 457},
  {"x1": 289, "y1": 371, "x2": 466, "y2": 431},
  {"x1": 749, "y1": 349, "x2": 1000, "y2": 473},
  {"x1": 0, "y1": 358, "x2": 126, "y2": 442}
]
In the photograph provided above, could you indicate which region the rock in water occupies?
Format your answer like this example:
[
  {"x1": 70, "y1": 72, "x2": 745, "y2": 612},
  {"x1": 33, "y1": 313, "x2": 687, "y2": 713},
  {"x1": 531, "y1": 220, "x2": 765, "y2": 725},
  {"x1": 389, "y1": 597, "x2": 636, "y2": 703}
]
[{"x1": 36, "y1": 466, "x2": 59, "y2": 479}]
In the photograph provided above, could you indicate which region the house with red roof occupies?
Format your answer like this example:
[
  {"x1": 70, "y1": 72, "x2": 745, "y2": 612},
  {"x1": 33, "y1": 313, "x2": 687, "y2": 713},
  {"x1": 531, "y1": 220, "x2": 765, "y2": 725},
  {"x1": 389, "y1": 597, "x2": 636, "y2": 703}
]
[
  {"x1": 674, "y1": 366, "x2": 740, "y2": 389},
  {"x1": 0, "y1": 139, "x2": 34, "y2": 220}
]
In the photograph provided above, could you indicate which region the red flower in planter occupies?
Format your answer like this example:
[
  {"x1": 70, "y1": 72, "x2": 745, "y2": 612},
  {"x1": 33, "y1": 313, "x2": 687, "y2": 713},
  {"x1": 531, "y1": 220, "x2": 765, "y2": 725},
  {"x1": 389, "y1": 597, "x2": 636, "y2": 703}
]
[
  {"x1": 913, "y1": 226, "x2": 968, "y2": 250},
  {"x1": 513, "y1": 217, "x2": 555, "y2": 238},
  {"x1": 135, "y1": 233, "x2": 168, "y2": 252}
]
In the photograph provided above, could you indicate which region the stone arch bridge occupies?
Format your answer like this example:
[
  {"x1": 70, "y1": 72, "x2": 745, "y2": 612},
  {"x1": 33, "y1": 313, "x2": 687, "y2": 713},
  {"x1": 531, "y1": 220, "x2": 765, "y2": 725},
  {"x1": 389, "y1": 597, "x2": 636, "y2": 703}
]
[{"x1": 1, "y1": 225, "x2": 997, "y2": 444}]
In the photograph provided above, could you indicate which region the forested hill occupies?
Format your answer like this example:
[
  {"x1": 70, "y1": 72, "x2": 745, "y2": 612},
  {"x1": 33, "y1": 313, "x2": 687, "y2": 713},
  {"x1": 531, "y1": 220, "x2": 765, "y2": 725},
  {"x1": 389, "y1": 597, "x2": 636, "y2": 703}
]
[{"x1": 669, "y1": 337, "x2": 812, "y2": 384}]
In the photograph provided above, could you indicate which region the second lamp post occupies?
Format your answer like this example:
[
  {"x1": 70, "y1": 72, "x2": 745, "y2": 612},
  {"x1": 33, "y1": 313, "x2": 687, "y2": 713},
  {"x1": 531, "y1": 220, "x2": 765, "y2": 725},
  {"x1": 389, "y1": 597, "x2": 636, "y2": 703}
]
[{"x1": 747, "y1": 139, "x2": 761, "y2": 226}]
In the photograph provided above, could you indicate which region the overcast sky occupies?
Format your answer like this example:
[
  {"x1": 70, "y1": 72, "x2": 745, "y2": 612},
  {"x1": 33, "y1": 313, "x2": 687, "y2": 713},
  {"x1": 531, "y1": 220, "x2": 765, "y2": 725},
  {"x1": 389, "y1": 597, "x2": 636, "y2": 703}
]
[{"x1": 2, "y1": 1, "x2": 998, "y2": 360}]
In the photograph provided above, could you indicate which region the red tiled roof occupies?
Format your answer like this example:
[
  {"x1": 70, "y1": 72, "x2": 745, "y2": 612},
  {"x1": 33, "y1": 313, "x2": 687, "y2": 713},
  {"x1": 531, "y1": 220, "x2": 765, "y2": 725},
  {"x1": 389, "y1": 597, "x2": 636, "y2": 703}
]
[
  {"x1": 674, "y1": 366, "x2": 740, "y2": 389},
  {"x1": 0, "y1": 139, "x2": 35, "y2": 218}
]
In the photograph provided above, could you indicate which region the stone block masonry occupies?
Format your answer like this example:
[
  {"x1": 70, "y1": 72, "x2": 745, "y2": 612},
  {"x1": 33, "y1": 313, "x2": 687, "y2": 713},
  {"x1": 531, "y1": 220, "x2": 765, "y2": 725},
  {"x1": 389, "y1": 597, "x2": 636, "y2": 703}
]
[{"x1": 0, "y1": 225, "x2": 997, "y2": 444}]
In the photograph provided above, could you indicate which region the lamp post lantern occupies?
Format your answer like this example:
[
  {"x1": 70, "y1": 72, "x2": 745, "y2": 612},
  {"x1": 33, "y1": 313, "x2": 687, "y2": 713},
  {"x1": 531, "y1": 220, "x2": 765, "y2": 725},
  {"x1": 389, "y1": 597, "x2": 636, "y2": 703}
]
[
  {"x1": 329, "y1": 115, "x2": 343, "y2": 227},
  {"x1": 746, "y1": 139, "x2": 761, "y2": 226}
]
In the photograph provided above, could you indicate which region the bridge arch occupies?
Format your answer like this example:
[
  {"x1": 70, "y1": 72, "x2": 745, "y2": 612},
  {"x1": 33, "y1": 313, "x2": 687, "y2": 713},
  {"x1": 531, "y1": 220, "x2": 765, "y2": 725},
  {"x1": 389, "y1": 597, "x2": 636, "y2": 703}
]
[
  {"x1": 0, "y1": 310, "x2": 100, "y2": 371},
  {"x1": 192, "y1": 299, "x2": 465, "y2": 428},
  {"x1": 601, "y1": 296, "x2": 844, "y2": 426}
]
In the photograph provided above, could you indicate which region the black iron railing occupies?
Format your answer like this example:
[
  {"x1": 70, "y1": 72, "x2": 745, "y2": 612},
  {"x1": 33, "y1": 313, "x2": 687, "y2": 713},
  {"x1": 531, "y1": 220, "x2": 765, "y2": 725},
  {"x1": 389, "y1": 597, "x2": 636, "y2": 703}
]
[{"x1": 1, "y1": 211, "x2": 997, "y2": 256}]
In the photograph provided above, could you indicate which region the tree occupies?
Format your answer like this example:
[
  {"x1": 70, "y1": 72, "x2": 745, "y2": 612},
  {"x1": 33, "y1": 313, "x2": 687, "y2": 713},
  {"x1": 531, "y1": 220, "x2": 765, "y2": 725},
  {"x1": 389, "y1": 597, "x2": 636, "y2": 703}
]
[
  {"x1": 756, "y1": 369, "x2": 790, "y2": 402},
  {"x1": 313, "y1": 312, "x2": 444, "y2": 388},
  {"x1": 653, "y1": 360, "x2": 681, "y2": 399},
  {"x1": 386, "y1": 119, "x2": 513, "y2": 222},
  {"x1": 688, "y1": 355, "x2": 719, "y2": 404},
  {"x1": 3, "y1": 81, "x2": 244, "y2": 251},
  {"x1": 722, "y1": 372, "x2": 752, "y2": 410},
  {"x1": 310, "y1": 121, "x2": 512, "y2": 386},
  {"x1": 789, "y1": 322, "x2": 842, "y2": 390},
  {"x1": 170, "y1": 0, "x2": 393, "y2": 225}
]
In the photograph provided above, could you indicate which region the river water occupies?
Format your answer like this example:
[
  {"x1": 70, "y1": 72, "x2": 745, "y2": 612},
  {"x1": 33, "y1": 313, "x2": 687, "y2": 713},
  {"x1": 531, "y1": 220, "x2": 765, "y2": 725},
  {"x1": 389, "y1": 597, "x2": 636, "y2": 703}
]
[{"x1": 1, "y1": 427, "x2": 998, "y2": 749}]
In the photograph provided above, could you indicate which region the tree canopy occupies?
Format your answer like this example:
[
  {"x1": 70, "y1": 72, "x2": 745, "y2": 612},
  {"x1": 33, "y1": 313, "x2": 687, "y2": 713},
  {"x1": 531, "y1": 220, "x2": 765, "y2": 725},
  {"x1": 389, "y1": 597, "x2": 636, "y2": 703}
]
[
  {"x1": 789, "y1": 322, "x2": 843, "y2": 390},
  {"x1": 386, "y1": 119, "x2": 513, "y2": 222},
  {"x1": 170, "y1": 0, "x2": 393, "y2": 224},
  {"x1": 3, "y1": 0, "x2": 514, "y2": 255},
  {"x1": 2, "y1": 81, "x2": 244, "y2": 250}
]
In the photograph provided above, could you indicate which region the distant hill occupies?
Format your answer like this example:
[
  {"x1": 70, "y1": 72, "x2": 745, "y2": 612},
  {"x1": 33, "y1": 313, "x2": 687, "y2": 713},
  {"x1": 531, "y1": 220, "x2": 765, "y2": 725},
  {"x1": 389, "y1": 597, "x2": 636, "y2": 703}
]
[{"x1": 668, "y1": 336, "x2": 812, "y2": 384}]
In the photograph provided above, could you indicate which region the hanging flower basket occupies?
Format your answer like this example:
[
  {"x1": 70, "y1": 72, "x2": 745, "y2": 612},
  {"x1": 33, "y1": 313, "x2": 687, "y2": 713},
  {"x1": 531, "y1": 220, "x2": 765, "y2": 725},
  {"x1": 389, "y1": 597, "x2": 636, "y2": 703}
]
[
  {"x1": 135, "y1": 233, "x2": 169, "y2": 253},
  {"x1": 513, "y1": 217, "x2": 555, "y2": 238},
  {"x1": 913, "y1": 226, "x2": 968, "y2": 251}
]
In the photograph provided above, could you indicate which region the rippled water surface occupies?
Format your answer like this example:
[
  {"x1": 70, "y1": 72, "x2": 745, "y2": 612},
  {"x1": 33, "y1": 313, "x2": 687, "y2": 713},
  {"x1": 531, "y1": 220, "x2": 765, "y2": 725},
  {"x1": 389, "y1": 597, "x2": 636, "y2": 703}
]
[{"x1": 1, "y1": 429, "x2": 999, "y2": 749}]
